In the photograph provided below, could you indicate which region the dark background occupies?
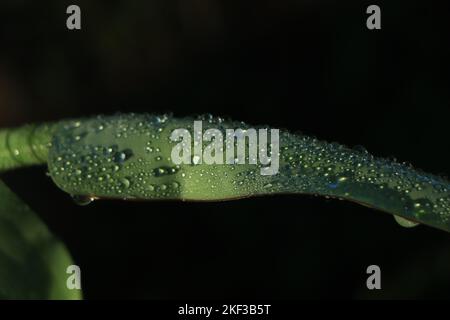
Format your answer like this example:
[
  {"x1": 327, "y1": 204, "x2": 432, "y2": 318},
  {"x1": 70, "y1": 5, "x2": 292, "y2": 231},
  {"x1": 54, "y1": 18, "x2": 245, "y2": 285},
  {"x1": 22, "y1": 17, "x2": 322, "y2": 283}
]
[{"x1": 1, "y1": 0, "x2": 450, "y2": 299}]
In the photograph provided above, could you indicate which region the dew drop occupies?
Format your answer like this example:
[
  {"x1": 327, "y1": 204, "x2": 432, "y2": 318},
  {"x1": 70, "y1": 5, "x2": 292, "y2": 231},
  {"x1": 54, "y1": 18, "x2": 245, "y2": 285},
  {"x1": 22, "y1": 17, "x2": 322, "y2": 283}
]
[
  {"x1": 393, "y1": 215, "x2": 420, "y2": 228},
  {"x1": 353, "y1": 145, "x2": 369, "y2": 154},
  {"x1": 113, "y1": 149, "x2": 134, "y2": 164},
  {"x1": 120, "y1": 178, "x2": 131, "y2": 189},
  {"x1": 71, "y1": 195, "x2": 95, "y2": 206},
  {"x1": 154, "y1": 167, "x2": 166, "y2": 176},
  {"x1": 192, "y1": 155, "x2": 201, "y2": 165}
]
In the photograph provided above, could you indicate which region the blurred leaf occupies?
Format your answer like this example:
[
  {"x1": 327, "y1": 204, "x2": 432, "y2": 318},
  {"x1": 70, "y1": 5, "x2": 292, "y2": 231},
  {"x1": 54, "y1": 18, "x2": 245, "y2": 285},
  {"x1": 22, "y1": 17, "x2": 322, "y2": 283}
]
[{"x1": 0, "y1": 179, "x2": 81, "y2": 299}]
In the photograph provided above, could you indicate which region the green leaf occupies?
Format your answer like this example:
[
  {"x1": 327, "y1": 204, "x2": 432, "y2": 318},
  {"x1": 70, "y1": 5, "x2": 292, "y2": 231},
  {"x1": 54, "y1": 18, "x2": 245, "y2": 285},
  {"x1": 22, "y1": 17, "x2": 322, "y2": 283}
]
[
  {"x1": 46, "y1": 114, "x2": 450, "y2": 233},
  {"x1": 0, "y1": 179, "x2": 81, "y2": 299}
]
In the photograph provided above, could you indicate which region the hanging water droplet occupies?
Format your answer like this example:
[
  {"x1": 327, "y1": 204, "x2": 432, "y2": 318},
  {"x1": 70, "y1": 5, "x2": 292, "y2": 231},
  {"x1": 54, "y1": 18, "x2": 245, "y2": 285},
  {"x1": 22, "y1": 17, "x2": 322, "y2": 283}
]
[
  {"x1": 393, "y1": 215, "x2": 420, "y2": 228},
  {"x1": 71, "y1": 195, "x2": 95, "y2": 206}
]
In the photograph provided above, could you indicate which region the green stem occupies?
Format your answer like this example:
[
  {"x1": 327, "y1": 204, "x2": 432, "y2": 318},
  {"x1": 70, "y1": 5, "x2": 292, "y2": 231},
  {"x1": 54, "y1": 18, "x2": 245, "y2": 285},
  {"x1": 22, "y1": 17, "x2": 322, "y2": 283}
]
[{"x1": 0, "y1": 124, "x2": 55, "y2": 173}]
